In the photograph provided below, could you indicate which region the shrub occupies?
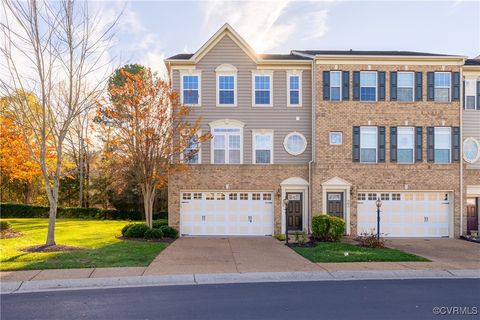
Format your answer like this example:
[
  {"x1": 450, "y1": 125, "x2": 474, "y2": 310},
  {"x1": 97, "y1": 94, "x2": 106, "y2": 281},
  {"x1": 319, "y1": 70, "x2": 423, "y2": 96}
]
[
  {"x1": 356, "y1": 232, "x2": 385, "y2": 248},
  {"x1": 311, "y1": 215, "x2": 345, "y2": 242},
  {"x1": 159, "y1": 225, "x2": 179, "y2": 238},
  {"x1": 121, "y1": 223, "x2": 135, "y2": 236},
  {"x1": 144, "y1": 228, "x2": 164, "y2": 239},
  {"x1": 124, "y1": 223, "x2": 149, "y2": 238},
  {"x1": 0, "y1": 220, "x2": 11, "y2": 230},
  {"x1": 152, "y1": 220, "x2": 168, "y2": 229},
  {"x1": 294, "y1": 231, "x2": 308, "y2": 246},
  {"x1": 274, "y1": 234, "x2": 286, "y2": 241}
]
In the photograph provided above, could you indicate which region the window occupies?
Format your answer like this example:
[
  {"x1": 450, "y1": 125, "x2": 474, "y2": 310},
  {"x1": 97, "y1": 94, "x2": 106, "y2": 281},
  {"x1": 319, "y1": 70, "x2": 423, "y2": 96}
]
[
  {"x1": 330, "y1": 71, "x2": 341, "y2": 101},
  {"x1": 288, "y1": 74, "x2": 301, "y2": 106},
  {"x1": 263, "y1": 193, "x2": 272, "y2": 201},
  {"x1": 360, "y1": 71, "x2": 377, "y2": 101},
  {"x1": 357, "y1": 193, "x2": 366, "y2": 201},
  {"x1": 252, "y1": 193, "x2": 261, "y2": 200},
  {"x1": 360, "y1": 127, "x2": 378, "y2": 163},
  {"x1": 229, "y1": 193, "x2": 238, "y2": 200},
  {"x1": 218, "y1": 75, "x2": 236, "y2": 106},
  {"x1": 253, "y1": 131, "x2": 273, "y2": 164},
  {"x1": 182, "y1": 132, "x2": 201, "y2": 164},
  {"x1": 182, "y1": 74, "x2": 200, "y2": 105},
  {"x1": 397, "y1": 127, "x2": 414, "y2": 164},
  {"x1": 397, "y1": 72, "x2": 414, "y2": 102},
  {"x1": 253, "y1": 73, "x2": 272, "y2": 106},
  {"x1": 434, "y1": 127, "x2": 451, "y2": 163},
  {"x1": 329, "y1": 132, "x2": 343, "y2": 145},
  {"x1": 368, "y1": 193, "x2": 377, "y2": 201},
  {"x1": 216, "y1": 193, "x2": 225, "y2": 200},
  {"x1": 392, "y1": 193, "x2": 401, "y2": 201},
  {"x1": 463, "y1": 137, "x2": 480, "y2": 164},
  {"x1": 206, "y1": 193, "x2": 215, "y2": 200},
  {"x1": 193, "y1": 193, "x2": 202, "y2": 200},
  {"x1": 381, "y1": 193, "x2": 390, "y2": 201},
  {"x1": 212, "y1": 128, "x2": 242, "y2": 164},
  {"x1": 284, "y1": 132, "x2": 307, "y2": 156},
  {"x1": 465, "y1": 80, "x2": 477, "y2": 110},
  {"x1": 240, "y1": 193, "x2": 248, "y2": 200},
  {"x1": 434, "y1": 72, "x2": 450, "y2": 102},
  {"x1": 182, "y1": 193, "x2": 191, "y2": 200}
]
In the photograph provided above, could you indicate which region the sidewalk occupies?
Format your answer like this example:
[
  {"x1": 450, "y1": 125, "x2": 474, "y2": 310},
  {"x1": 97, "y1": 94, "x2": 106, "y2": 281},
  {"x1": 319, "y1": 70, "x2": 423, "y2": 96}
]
[{"x1": 2, "y1": 264, "x2": 479, "y2": 294}]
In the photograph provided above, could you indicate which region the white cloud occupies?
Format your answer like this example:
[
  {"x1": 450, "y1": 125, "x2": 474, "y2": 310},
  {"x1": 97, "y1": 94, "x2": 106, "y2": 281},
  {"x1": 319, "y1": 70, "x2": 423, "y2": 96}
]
[{"x1": 201, "y1": 0, "x2": 330, "y2": 53}]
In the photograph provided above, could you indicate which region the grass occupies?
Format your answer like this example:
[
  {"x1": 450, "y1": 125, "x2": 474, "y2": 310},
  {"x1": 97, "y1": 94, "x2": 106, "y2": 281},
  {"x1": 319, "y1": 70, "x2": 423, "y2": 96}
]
[
  {"x1": 0, "y1": 218, "x2": 168, "y2": 271},
  {"x1": 293, "y1": 242, "x2": 429, "y2": 263}
]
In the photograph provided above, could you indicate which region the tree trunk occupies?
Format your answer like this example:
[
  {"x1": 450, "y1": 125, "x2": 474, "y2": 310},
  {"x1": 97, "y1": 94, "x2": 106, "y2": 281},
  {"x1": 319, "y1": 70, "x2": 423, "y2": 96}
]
[
  {"x1": 142, "y1": 184, "x2": 156, "y2": 228},
  {"x1": 46, "y1": 199, "x2": 57, "y2": 245},
  {"x1": 78, "y1": 136, "x2": 84, "y2": 207},
  {"x1": 85, "y1": 154, "x2": 90, "y2": 208},
  {"x1": 24, "y1": 182, "x2": 32, "y2": 204}
]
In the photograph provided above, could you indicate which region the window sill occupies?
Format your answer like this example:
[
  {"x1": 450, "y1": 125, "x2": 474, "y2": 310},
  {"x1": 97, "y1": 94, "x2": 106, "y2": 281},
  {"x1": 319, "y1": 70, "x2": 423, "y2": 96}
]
[
  {"x1": 252, "y1": 105, "x2": 273, "y2": 108},
  {"x1": 216, "y1": 104, "x2": 237, "y2": 107},
  {"x1": 287, "y1": 105, "x2": 302, "y2": 108}
]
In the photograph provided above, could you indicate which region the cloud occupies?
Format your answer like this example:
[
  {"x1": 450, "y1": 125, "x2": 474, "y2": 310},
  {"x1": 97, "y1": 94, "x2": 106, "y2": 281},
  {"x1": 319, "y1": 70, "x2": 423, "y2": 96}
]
[{"x1": 201, "y1": 0, "x2": 331, "y2": 53}]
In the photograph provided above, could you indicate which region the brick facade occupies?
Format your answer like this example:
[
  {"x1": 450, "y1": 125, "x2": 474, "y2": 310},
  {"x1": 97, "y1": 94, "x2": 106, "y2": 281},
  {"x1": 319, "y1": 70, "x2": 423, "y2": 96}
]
[
  {"x1": 312, "y1": 63, "x2": 462, "y2": 237},
  {"x1": 168, "y1": 165, "x2": 309, "y2": 234}
]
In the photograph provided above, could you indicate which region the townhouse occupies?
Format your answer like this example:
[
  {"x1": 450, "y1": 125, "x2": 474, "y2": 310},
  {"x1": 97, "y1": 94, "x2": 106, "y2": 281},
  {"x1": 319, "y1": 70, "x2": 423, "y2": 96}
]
[{"x1": 165, "y1": 23, "x2": 478, "y2": 238}]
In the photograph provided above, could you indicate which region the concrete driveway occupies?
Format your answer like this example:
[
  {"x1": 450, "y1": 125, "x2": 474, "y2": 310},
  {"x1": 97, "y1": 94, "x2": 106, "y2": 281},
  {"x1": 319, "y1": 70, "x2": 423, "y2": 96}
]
[
  {"x1": 144, "y1": 237, "x2": 321, "y2": 275},
  {"x1": 386, "y1": 239, "x2": 480, "y2": 269}
]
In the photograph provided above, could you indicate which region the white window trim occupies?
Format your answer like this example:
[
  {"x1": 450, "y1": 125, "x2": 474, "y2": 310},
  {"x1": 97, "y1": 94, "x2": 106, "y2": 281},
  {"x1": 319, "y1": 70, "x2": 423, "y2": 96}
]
[
  {"x1": 360, "y1": 71, "x2": 378, "y2": 102},
  {"x1": 397, "y1": 127, "x2": 415, "y2": 164},
  {"x1": 252, "y1": 129, "x2": 274, "y2": 164},
  {"x1": 180, "y1": 70, "x2": 202, "y2": 107},
  {"x1": 329, "y1": 70, "x2": 342, "y2": 102},
  {"x1": 397, "y1": 71, "x2": 415, "y2": 102},
  {"x1": 329, "y1": 131, "x2": 343, "y2": 145},
  {"x1": 434, "y1": 72, "x2": 451, "y2": 103},
  {"x1": 209, "y1": 119, "x2": 245, "y2": 164},
  {"x1": 287, "y1": 70, "x2": 302, "y2": 107},
  {"x1": 434, "y1": 127, "x2": 452, "y2": 164},
  {"x1": 360, "y1": 126, "x2": 378, "y2": 164},
  {"x1": 252, "y1": 71, "x2": 273, "y2": 107},
  {"x1": 216, "y1": 64, "x2": 237, "y2": 107},
  {"x1": 283, "y1": 131, "x2": 307, "y2": 156},
  {"x1": 180, "y1": 130, "x2": 202, "y2": 164}
]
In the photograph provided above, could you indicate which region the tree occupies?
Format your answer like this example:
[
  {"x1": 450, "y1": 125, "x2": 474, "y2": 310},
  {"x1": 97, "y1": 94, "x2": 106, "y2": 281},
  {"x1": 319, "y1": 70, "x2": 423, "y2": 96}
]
[
  {"x1": 0, "y1": 0, "x2": 119, "y2": 245},
  {"x1": 99, "y1": 66, "x2": 210, "y2": 228}
]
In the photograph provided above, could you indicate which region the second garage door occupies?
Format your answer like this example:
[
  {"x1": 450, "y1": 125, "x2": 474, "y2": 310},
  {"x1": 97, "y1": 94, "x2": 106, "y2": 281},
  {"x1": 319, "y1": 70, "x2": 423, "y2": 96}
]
[
  {"x1": 180, "y1": 191, "x2": 274, "y2": 236},
  {"x1": 357, "y1": 191, "x2": 451, "y2": 237}
]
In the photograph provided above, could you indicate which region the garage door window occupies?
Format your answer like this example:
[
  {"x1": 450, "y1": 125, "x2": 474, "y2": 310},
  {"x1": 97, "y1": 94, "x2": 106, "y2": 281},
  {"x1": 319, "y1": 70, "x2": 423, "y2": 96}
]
[
  {"x1": 240, "y1": 193, "x2": 248, "y2": 200},
  {"x1": 392, "y1": 193, "x2": 401, "y2": 200},
  {"x1": 360, "y1": 127, "x2": 378, "y2": 163},
  {"x1": 229, "y1": 193, "x2": 237, "y2": 200},
  {"x1": 206, "y1": 193, "x2": 215, "y2": 200},
  {"x1": 434, "y1": 127, "x2": 451, "y2": 163},
  {"x1": 397, "y1": 127, "x2": 414, "y2": 164},
  {"x1": 213, "y1": 128, "x2": 242, "y2": 164},
  {"x1": 193, "y1": 193, "x2": 202, "y2": 200}
]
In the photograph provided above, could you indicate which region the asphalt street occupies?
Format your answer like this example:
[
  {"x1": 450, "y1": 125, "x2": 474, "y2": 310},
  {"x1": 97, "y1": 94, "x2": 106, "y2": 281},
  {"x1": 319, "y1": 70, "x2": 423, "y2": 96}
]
[{"x1": 2, "y1": 279, "x2": 479, "y2": 320}]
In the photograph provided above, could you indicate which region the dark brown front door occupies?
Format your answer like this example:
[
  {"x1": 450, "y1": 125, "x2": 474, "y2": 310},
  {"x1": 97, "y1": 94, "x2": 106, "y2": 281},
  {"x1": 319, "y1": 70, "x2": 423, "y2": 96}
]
[
  {"x1": 327, "y1": 192, "x2": 344, "y2": 218},
  {"x1": 467, "y1": 198, "x2": 478, "y2": 234},
  {"x1": 287, "y1": 193, "x2": 302, "y2": 231}
]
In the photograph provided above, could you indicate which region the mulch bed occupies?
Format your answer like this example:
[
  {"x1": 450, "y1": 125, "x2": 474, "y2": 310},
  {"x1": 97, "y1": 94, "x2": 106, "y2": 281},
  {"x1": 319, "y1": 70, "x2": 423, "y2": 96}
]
[
  {"x1": 0, "y1": 229, "x2": 23, "y2": 239},
  {"x1": 116, "y1": 235, "x2": 176, "y2": 244},
  {"x1": 20, "y1": 244, "x2": 84, "y2": 253}
]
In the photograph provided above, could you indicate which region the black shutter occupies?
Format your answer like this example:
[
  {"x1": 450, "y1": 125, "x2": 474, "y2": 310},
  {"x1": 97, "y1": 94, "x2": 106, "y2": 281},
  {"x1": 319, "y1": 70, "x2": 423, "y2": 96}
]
[
  {"x1": 353, "y1": 71, "x2": 360, "y2": 101},
  {"x1": 342, "y1": 71, "x2": 350, "y2": 100},
  {"x1": 323, "y1": 71, "x2": 330, "y2": 101},
  {"x1": 427, "y1": 127, "x2": 435, "y2": 162},
  {"x1": 452, "y1": 126, "x2": 460, "y2": 162},
  {"x1": 477, "y1": 81, "x2": 480, "y2": 110},
  {"x1": 378, "y1": 126, "x2": 386, "y2": 162},
  {"x1": 427, "y1": 72, "x2": 435, "y2": 101},
  {"x1": 390, "y1": 127, "x2": 397, "y2": 162},
  {"x1": 452, "y1": 72, "x2": 460, "y2": 101},
  {"x1": 415, "y1": 126, "x2": 423, "y2": 162},
  {"x1": 390, "y1": 72, "x2": 397, "y2": 101},
  {"x1": 353, "y1": 126, "x2": 360, "y2": 162},
  {"x1": 378, "y1": 72, "x2": 386, "y2": 101},
  {"x1": 415, "y1": 72, "x2": 423, "y2": 101}
]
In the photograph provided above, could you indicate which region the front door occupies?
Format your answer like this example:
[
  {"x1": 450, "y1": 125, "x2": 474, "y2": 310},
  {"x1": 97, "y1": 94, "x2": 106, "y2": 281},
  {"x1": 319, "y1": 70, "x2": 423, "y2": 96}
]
[
  {"x1": 287, "y1": 193, "x2": 302, "y2": 231},
  {"x1": 467, "y1": 198, "x2": 478, "y2": 235},
  {"x1": 327, "y1": 192, "x2": 344, "y2": 218}
]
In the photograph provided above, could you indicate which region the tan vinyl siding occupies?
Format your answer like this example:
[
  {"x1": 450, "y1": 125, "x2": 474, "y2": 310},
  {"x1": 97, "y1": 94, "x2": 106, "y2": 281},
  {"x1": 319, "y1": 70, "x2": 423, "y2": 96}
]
[
  {"x1": 463, "y1": 110, "x2": 480, "y2": 169},
  {"x1": 172, "y1": 34, "x2": 312, "y2": 164}
]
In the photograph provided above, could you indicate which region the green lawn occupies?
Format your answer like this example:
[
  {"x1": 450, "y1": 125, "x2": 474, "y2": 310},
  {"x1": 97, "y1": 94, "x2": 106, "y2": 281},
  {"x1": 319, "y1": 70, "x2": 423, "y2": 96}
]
[
  {"x1": 293, "y1": 242, "x2": 428, "y2": 263},
  {"x1": 0, "y1": 218, "x2": 168, "y2": 271}
]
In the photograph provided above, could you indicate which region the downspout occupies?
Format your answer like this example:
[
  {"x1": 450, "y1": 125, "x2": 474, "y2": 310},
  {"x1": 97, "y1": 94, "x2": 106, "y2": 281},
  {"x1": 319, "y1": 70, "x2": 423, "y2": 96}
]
[
  {"x1": 308, "y1": 58, "x2": 316, "y2": 233},
  {"x1": 459, "y1": 62, "x2": 464, "y2": 238}
]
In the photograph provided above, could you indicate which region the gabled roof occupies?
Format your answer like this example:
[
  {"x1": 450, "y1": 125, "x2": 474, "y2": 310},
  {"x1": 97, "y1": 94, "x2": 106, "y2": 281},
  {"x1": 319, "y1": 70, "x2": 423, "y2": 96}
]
[
  {"x1": 292, "y1": 50, "x2": 458, "y2": 57},
  {"x1": 165, "y1": 23, "x2": 312, "y2": 64}
]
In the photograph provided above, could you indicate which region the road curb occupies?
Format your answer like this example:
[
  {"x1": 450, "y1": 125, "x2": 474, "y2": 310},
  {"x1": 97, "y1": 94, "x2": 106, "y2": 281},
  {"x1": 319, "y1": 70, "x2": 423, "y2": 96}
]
[{"x1": 2, "y1": 269, "x2": 479, "y2": 294}]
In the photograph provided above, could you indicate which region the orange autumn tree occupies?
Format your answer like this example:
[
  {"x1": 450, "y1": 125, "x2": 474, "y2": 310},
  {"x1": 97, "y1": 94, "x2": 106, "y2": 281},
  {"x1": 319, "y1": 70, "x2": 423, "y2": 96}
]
[{"x1": 99, "y1": 65, "x2": 210, "y2": 228}]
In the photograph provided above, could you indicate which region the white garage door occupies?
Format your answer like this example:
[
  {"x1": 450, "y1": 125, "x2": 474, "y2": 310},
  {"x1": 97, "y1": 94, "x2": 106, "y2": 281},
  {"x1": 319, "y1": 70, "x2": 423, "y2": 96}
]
[
  {"x1": 180, "y1": 191, "x2": 274, "y2": 236},
  {"x1": 357, "y1": 191, "x2": 451, "y2": 237}
]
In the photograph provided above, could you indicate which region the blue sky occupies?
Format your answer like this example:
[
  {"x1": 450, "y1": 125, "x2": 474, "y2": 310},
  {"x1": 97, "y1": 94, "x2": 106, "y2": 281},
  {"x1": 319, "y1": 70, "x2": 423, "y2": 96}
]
[{"x1": 107, "y1": 0, "x2": 479, "y2": 75}]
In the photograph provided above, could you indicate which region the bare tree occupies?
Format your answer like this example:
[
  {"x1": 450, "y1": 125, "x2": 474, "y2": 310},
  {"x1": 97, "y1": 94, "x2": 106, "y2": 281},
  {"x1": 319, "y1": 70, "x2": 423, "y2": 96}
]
[{"x1": 0, "y1": 0, "x2": 120, "y2": 245}]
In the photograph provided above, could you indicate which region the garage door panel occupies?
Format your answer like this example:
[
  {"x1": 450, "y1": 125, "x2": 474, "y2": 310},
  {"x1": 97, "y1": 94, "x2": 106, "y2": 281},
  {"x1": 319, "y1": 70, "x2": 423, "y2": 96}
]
[
  {"x1": 180, "y1": 191, "x2": 274, "y2": 236},
  {"x1": 357, "y1": 191, "x2": 450, "y2": 238}
]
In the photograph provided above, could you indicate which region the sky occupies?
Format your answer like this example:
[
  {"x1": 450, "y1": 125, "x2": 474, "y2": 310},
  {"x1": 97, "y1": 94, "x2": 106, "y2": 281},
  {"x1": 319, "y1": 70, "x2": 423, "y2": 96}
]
[{"x1": 105, "y1": 0, "x2": 480, "y2": 77}]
